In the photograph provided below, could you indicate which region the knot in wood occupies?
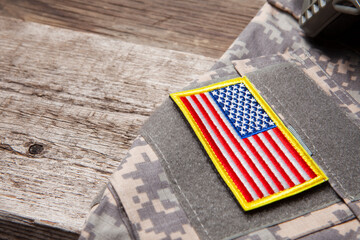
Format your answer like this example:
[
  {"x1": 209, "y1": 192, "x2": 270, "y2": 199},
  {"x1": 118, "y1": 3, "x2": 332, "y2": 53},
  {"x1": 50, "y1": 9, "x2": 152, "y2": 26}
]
[{"x1": 29, "y1": 144, "x2": 44, "y2": 155}]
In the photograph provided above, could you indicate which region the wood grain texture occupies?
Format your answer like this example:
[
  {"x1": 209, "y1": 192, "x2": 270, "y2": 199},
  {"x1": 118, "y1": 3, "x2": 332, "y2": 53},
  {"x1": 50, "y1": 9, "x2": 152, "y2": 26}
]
[
  {"x1": 0, "y1": 15, "x2": 214, "y2": 238},
  {"x1": 0, "y1": 0, "x2": 265, "y2": 58},
  {"x1": 0, "y1": 210, "x2": 79, "y2": 240}
]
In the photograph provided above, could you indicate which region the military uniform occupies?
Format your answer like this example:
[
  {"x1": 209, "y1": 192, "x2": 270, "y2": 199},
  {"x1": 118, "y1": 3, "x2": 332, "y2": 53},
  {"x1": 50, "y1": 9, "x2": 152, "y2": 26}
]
[{"x1": 79, "y1": 1, "x2": 360, "y2": 239}]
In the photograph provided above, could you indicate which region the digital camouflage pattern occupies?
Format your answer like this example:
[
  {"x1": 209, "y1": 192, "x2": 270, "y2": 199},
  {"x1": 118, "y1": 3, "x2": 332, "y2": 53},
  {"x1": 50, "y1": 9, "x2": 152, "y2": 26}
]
[
  {"x1": 298, "y1": 219, "x2": 360, "y2": 240},
  {"x1": 79, "y1": 187, "x2": 133, "y2": 240},
  {"x1": 232, "y1": 202, "x2": 357, "y2": 240},
  {"x1": 80, "y1": 1, "x2": 360, "y2": 239},
  {"x1": 80, "y1": 137, "x2": 200, "y2": 240}
]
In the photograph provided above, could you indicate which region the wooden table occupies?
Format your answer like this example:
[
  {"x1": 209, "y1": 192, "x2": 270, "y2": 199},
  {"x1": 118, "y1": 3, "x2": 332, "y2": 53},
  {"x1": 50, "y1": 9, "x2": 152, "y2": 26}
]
[{"x1": 0, "y1": 0, "x2": 264, "y2": 239}]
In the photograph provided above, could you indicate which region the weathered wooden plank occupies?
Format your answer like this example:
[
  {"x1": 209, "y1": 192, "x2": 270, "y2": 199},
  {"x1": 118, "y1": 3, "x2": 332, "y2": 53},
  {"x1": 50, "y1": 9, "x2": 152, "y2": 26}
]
[
  {"x1": 0, "y1": 16, "x2": 214, "y2": 237},
  {"x1": 0, "y1": 210, "x2": 79, "y2": 240},
  {"x1": 0, "y1": 0, "x2": 265, "y2": 58}
]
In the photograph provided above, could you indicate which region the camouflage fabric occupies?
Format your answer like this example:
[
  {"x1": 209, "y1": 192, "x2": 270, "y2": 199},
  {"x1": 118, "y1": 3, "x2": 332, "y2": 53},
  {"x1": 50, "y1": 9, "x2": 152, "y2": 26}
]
[
  {"x1": 298, "y1": 219, "x2": 360, "y2": 240},
  {"x1": 348, "y1": 200, "x2": 360, "y2": 220},
  {"x1": 110, "y1": 137, "x2": 200, "y2": 240},
  {"x1": 79, "y1": 186, "x2": 134, "y2": 240},
  {"x1": 233, "y1": 202, "x2": 355, "y2": 240},
  {"x1": 79, "y1": 137, "x2": 199, "y2": 240},
  {"x1": 80, "y1": 1, "x2": 360, "y2": 239}
]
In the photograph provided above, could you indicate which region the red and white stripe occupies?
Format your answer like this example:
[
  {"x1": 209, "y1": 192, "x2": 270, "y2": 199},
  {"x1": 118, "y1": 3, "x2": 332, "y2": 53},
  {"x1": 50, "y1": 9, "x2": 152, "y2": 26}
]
[{"x1": 181, "y1": 92, "x2": 317, "y2": 202}]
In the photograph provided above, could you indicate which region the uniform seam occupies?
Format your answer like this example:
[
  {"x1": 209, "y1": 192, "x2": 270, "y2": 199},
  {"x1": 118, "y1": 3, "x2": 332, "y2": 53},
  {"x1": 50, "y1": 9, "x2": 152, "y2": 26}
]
[{"x1": 107, "y1": 182, "x2": 138, "y2": 240}]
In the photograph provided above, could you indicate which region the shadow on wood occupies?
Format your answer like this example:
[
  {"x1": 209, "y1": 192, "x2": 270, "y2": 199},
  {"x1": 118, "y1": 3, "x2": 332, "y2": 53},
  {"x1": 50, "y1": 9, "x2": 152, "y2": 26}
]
[{"x1": 0, "y1": 0, "x2": 265, "y2": 58}]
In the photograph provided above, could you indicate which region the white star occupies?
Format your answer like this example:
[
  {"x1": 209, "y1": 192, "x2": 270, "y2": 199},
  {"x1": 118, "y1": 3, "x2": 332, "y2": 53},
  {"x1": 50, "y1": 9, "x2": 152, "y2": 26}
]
[
  {"x1": 223, "y1": 106, "x2": 228, "y2": 111},
  {"x1": 240, "y1": 129, "x2": 247, "y2": 135}
]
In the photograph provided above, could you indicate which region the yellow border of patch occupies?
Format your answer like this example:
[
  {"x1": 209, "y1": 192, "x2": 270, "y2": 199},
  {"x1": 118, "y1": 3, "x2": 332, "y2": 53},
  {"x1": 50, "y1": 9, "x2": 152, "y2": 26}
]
[{"x1": 170, "y1": 76, "x2": 328, "y2": 211}]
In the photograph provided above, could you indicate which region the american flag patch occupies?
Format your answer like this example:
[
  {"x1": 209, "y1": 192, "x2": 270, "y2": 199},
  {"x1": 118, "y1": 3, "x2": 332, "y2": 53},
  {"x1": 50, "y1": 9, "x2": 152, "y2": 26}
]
[{"x1": 170, "y1": 77, "x2": 328, "y2": 211}]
